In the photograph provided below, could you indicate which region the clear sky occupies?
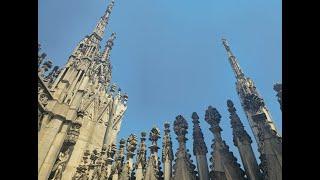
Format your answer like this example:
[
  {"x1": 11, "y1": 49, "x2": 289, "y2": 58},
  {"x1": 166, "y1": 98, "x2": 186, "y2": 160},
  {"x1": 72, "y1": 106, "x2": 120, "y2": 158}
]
[{"x1": 39, "y1": 0, "x2": 281, "y2": 167}]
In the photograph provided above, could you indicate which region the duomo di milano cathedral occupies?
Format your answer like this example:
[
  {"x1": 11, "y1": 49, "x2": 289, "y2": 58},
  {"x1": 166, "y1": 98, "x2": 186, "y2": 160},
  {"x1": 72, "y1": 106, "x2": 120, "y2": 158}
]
[{"x1": 38, "y1": 1, "x2": 282, "y2": 180}]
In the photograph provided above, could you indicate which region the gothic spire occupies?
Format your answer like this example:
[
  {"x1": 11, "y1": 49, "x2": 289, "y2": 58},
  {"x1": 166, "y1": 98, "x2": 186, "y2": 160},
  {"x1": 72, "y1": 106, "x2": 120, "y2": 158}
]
[
  {"x1": 101, "y1": 32, "x2": 116, "y2": 61},
  {"x1": 162, "y1": 122, "x2": 174, "y2": 163},
  {"x1": 119, "y1": 134, "x2": 138, "y2": 180},
  {"x1": 135, "y1": 132, "x2": 147, "y2": 180},
  {"x1": 205, "y1": 106, "x2": 246, "y2": 180},
  {"x1": 191, "y1": 112, "x2": 209, "y2": 180},
  {"x1": 227, "y1": 100, "x2": 262, "y2": 180},
  {"x1": 92, "y1": 0, "x2": 115, "y2": 40},
  {"x1": 144, "y1": 127, "x2": 162, "y2": 180},
  {"x1": 172, "y1": 115, "x2": 197, "y2": 180},
  {"x1": 222, "y1": 38, "x2": 245, "y2": 80},
  {"x1": 191, "y1": 112, "x2": 208, "y2": 156},
  {"x1": 162, "y1": 122, "x2": 173, "y2": 180},
  {"x1": 227, "y1": 100, "x2": 252, "y2": 146}
]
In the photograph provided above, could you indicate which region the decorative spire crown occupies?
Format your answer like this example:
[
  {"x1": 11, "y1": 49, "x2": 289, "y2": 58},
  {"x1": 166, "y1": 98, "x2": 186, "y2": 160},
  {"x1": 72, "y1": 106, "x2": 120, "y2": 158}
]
[
  {"x1": 205, "y1": 106, "x2": 223, "y2": 140},
  {"x1": 162, "y1": 122, "x2": 174, "y2": 162},
  {"x1": 174, "y1": 115, "x2": 188, "y2": 142}
]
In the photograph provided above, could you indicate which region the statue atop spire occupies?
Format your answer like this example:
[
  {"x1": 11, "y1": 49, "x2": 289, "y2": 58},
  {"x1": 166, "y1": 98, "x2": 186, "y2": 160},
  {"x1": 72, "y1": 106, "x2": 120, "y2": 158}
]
[{"x1": 222, "y1": 38, "x2": 245, "y2": 79}]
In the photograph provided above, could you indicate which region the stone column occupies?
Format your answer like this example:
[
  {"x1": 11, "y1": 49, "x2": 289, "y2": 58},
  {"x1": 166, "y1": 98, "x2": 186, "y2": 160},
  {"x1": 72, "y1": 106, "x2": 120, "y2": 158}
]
[
  {"x1": 162, "y1": 122, "x2": 173, "y2": 180},
  {"x1": 227, "y1": 100, "x2": 262, "y2": 180},
  {"x1": 191, "y1": 112, "x2": 209, "y2": 180},
  {"x1": 38, "y1": 122, "x2": 69, "y2": 180},
  {"x1": 38, "y1": 115, "x2": 64, "y2": 171}
]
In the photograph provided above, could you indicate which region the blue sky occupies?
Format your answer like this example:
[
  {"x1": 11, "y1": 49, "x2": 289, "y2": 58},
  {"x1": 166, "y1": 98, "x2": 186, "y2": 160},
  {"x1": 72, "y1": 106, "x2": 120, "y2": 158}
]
[{"x1": 39, "y1": 0, "x2": 281, "y2": 167}]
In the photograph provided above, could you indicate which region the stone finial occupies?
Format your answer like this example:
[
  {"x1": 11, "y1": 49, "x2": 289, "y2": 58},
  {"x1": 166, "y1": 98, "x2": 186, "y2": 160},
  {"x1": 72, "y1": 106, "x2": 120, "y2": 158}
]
[
  {"x1": 173, "y1": 115, "x2": 188, "y2": 143},
  {"x1": 135, "y1": 132, "x2": 147, "y2": 169},
  {"x1": 191, "y1": 112, "x2": 208, "y2": 156},
  {"x1": 106, "y1": 32, "x2": 116, "y2": 48},
  {"x1": 107, "y1": 143, "x2": 117, "y2": 159},
  {"x1": 126, "y1": 134, "x2": 138, "y2": 159},
  {"x1": 149, "y1": 127, "x2": 160, "y2": 153},
  {"x1": 227, "y1": 100, "x2": 252, "y2": 146},
  {"x1": 205, "y1": 106, "x2": 222, "y2": 139},
  {"x1": 162, "y1": 122, "x2": 174, "y2": 162},
  {"x1": 172, "y1": 115, "x2": 197, "y2": 180}
]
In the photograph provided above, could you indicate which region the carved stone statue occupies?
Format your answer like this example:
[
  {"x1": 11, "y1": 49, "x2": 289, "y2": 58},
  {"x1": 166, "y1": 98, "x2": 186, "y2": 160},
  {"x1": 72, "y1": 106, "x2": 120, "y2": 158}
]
[{"x1": 51, "y1": 149, "x2": 71, "y2": 180}]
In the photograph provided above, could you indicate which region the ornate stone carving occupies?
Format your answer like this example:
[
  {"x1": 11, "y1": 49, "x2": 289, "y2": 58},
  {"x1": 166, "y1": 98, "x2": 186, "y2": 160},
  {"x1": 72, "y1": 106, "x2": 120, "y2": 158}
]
[
  {"x1": 110, "y1": 139, "x2": 126, "y2": 177},
  {"x1": 135, "y1": 132, "x2": 147, "y2": 170},
  {"x1": 125, "y1": 134, "x2": 138, "y2": 160},
  {"x1": 50, "y1": 149, "x2": 71, "y2": 180},
  {"x1": 243, "y1": 94, "x2": 265, "y2": 113},
  {"x1": 65, "y1": 121, "x2": 82, "y2": 146},
  {"x1": 73, "y1": 150, "x2": 91, "y2": 180}
]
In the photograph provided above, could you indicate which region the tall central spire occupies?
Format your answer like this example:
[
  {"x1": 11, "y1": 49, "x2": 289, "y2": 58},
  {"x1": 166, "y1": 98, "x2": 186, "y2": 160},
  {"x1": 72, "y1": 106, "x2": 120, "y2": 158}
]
[
  {"x1": 222, "y1": 38, "x2": 245, "y2": 79},
  {"x1": 93, "y1": 0, "x2": 115, "y2": 40}
]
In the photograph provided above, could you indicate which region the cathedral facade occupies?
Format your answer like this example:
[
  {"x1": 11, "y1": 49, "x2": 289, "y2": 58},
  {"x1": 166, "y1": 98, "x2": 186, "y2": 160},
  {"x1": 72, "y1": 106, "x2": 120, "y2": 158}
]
[{"x1": 38, "y1": 0, "x2": 282, "y2": 180}]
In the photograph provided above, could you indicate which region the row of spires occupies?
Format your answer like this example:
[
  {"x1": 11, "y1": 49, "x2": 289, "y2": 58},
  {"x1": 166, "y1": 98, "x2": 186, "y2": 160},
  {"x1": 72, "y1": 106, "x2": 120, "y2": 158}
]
[{"x1": 72, "y1": 99, "x2": 280, "y2": 180}]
